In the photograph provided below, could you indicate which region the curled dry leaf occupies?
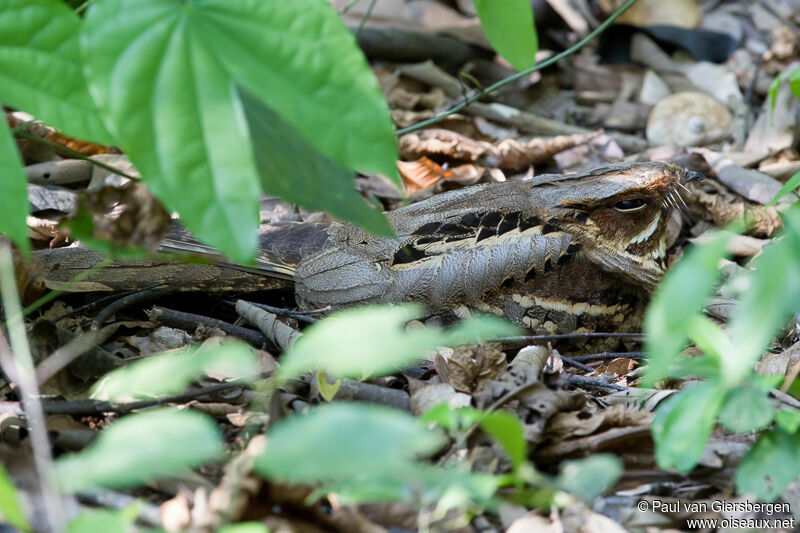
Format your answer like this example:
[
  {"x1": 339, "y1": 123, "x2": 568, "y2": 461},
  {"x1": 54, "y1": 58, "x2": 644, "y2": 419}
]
[
  {"x1": 68, "y1": 182, "x2": 171, "y2": 252},
  {"x1": 397, "y1": 156, "x2": 487, "y2": 195},
  {"x1": 689, "y1": 187, "x2": 783, "y2": 237},
  {"x1": 398, "y1": 128, "x2": 601, "y2": 170},
  {"x1": 445, "y1": 343, "x2": 507, "y2": 393}
]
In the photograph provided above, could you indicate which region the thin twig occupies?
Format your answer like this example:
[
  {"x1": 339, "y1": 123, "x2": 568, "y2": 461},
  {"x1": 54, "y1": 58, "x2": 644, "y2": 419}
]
[
  {"x1": 560, "y1": 356, "x2": 595, "y2": 372},
  {"x1": 569, "y1": 352, "x2": 645, "y2": 363},
  {"x1": 394, "y1": 0, "x2": 639, "y2": 136},
  {"x1": 489, "y1": 332, "x2": 644, "y2": 344},
  {"x1": 1, "y1": 371, "x2": 273, "y2": 417},
  {"x1": 0, "y1": 245, "x2": 65, "y2": 533},
  {"x1": 355, "y1": 0, "x2": 378, "y2": 37}
]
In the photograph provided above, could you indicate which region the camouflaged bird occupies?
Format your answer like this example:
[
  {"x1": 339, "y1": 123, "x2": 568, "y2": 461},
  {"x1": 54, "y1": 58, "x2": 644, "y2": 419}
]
[{"x1": 197, "y1": 161, "x2": 697, "y2": 338}]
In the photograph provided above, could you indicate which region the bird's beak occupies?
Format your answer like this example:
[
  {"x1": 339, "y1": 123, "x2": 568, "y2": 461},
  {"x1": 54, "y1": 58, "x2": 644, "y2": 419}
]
[{"x1": 681, "y1": 169, "x2": 705, "y2": 184}]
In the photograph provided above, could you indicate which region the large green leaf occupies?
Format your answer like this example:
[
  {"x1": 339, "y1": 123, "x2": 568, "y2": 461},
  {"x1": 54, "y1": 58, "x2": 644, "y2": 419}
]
[
  {"x1": 651, "y1": 380, "x2": 727, "y2": 473},
  {"x1": 55, "y1": 408, "x2": 222, "y2": 492},
  {"x1": 276, "y1": 304, "x2": 518, "y2": 382},
  {"x1": 736, "y1": 428, "x2": 800, "y2": 501},
  {"x1": 187, "y1": 0, "x2": 397, "y2": 180},
  {"x1": 240, "y1": 88, "x2": 392, "y2": 236},
  {"x1": 91, "y1": 340, "x2": 258, "y2": 401},
  {"x1": 0, "y1": 119, "x2": 29, "y2": 254},
  {"x1": 0, "y1": 0, "x2": 111, "y2": 143},
  {"x1": 767, "y1": 170, "x2": 800, "y2": 206},
  {"x1": 473, "y1": 0, "x2": 538, "y2": 71},
  {"x1": 81, "y1": 0, "x2": 398, "y2": 262},
  {"x1": 254, "y1": 402, "x2": 445, "y2": 483},
  {"x1": 726, "y1": 206, "x2": 800, "y2": 384},
  {"x1": 643, "y1": 231, "x2": 733, "y2": 386}
]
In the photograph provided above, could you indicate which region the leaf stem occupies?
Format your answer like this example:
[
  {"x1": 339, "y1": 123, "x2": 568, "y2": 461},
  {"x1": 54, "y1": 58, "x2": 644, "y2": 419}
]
[
  {"x1": 394, "y1": 0, "x2": 638, "y2": 136},
  {"x1": 0, "y1": 244, "x2": 65, "y2": 533}
]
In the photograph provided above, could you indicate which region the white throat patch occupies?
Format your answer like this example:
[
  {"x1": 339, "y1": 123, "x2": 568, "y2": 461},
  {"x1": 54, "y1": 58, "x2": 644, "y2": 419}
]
[{"x1": 629, "y1": 212, "x2": 661, "y2": 245}]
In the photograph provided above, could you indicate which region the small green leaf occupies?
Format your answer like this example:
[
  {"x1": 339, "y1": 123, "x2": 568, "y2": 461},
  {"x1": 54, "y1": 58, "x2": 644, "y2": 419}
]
[
  {"x1": 555, "y1": 455, "x2": 622, "y2": 502},
  {"x1": 790, "y1": 67, "x2": 800, "y2": 99},
  {"x1": 0, "y1": 119, "x2": 29, "y2": 255},
  {"x1": 0, "y1": 0, "x2": 112, "y2": 143},
  {"x1": 421, "y1": 404, "x2": 484, "y2": 431},
  {"x1": 254, "y1": 402, "x2": 445, "y2": 483},
  {"x1": 55, "y1": 408, "x2": 223, "y2": 492},
  {"x1": 644, "y1": 231, "x2": 734, "y2": 385},
  {"x1": 767, "y1": 170, "x2": 800, "y2": 206},
  {"x1": 652, "y1": 380, "x2": 727, "y2": 473},
  {"x1": 0, "y1": 463, "x2": 30, "y2": 533},
  {"x1": 718, "y1": 385, "x2": 775, "y2": 433},
  {"x1": 775, "y1": 409, "x2": 800, "y2": 433},
  {"x1": 68, "y1": 509, "x2": 129, "y2": 533},
  {"x1": 769, "y1": 75, "x2": 782, "y2": 112},
  {"x1": 736, "y1": 428, "x2": 800, "y2": 501},
  {"x1": 91, "y1": 340, "x2": 258, "y2": 401},
  {"x1": 276, "y1": 304, "x2": 518, "y2": 382},
  {"x1": 478, "y1": 411, "x2": 527, "y2": 471},
  {"x1": 473, "y1": 0, "x2": 538, "y2": 71},
  {"x1": 239, "y1": 89, "x2": 393, "y2": 236}
]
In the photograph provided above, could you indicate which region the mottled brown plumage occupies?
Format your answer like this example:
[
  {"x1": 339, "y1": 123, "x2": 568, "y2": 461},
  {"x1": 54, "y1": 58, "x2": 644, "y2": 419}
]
[{"x1": 230, "y1": 161, "x2": 693, "y2": 340}]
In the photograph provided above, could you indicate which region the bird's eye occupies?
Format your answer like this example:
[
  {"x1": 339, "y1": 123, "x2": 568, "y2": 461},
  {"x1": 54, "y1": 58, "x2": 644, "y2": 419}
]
[{"x1": 614, "y1": 198, "x2": 646, "y2": 211}]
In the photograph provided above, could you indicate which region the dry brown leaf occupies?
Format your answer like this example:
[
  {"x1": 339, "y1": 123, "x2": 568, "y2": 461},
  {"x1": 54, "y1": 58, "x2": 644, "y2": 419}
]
[
  {"x1": 398, "y1": 128, "x2": 601, "y2": 170},
  {"x1": 446, "y1": 344, "x2": 507, "y2": 393},
  {"x1": 67, "y1": 181, "x2": 171, "y2": 252}
]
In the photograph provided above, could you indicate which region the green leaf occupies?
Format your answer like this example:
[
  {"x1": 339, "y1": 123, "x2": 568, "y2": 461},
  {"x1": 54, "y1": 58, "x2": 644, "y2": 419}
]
[
  {"x1": 776, "y1": 409, "x2": 800, "y2": 433},
  {"x1": 68, "y1": 509, "x2": 129, "y2": 533},
  {"x1": 644, "y1": 231, "x2": 734, "y2": 385},
  {"x1": 190, "y1": 0, "x2": 397, "y2": 180},
  {"x1": 239, "y1": 88, "x2": 393, "y2": 236},
  {"x1": 767, "y1": 170, "x2": 800, "y2": 206},
  {"x1": 736, "y1": 428, "x2": 800, "y2": 501},
  {"x1": 478, "y1": 411, "x2": 527, "y2": 471},
  {"x1": 81, "y1": 0, "x2": 398, "y2": 262},
  {"x1": 686, "y1": 315, "x2": 730, "y2": 360},
  {"x1": 315, "y1": 463, "x2": 500, "y2": 509},
  {"x1": 555, "y1": 455, "x2": 622, "y2": 502},
  {"x1": 790, "y1": 67, "x2": 800, "y2": 99},
  {"x1": 81, "y1": 0, "x2": 261, "y2": 263},
  {"x1": 473, "y1": 0, "x2": 538, "y2": 71},
  {"x1": 276, "y1": 304, "x2": 518, "y2": 382},
  {"x1": 218, "y1": 524, "x2": 270, "y2": 533},
  {"x1": 0, "y1": 119, "x2": 30, "y2": 255},
  {"x1": 726, "y1": 206, "x2": 800, "y2": 384},
  {"x1": 422, "y1": 404, "x2": 485, "y2": 431},
  {"x1": 91, "y1": 340, "x2": 258, "y2": 401},
  {"x1": 651, "y1": 380, "x2": 727, "y2": 473},
  {"x1": 0, "y1": 463, "x2": 30, "y2": 533},
  {"x1": 0, "y1": 0, "x2": 112, "y2": 143},
  {"x1": 718, "y1": 385, "x2": 775, "y2": 433},
  {"x1": 55, "y1": 408, "x2": 223, "y2": 492},
  {"x1": 254, "y1": 402, "x2": 445, "y2": 484}
]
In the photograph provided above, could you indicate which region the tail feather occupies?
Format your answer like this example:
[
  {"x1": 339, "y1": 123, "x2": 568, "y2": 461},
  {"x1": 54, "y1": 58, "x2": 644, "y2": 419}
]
[{"x1": 159, "y1": 221, "x2": 331, "y2": 281}]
